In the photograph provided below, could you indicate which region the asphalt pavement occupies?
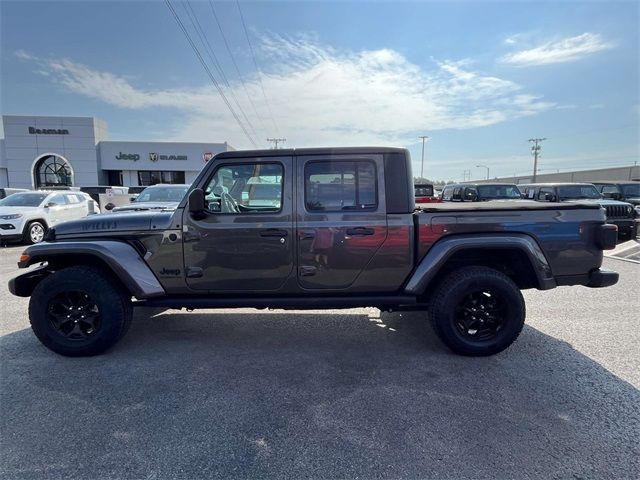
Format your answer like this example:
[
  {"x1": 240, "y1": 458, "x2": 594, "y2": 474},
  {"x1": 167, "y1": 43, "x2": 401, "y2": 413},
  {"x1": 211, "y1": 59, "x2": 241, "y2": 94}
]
[{"x1": 0, "y1": 244, "x2": 638, "y2": 479}]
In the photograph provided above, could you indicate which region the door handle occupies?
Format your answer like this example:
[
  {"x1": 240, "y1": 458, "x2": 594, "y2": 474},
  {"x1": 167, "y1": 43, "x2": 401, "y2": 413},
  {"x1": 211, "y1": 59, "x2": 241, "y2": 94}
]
[
  {"x1": 259, "y1": 229, "x2": 288, "y2": 237},
  {"x1": 346, "y1": 227, "x2": 375, "y2": 236}
]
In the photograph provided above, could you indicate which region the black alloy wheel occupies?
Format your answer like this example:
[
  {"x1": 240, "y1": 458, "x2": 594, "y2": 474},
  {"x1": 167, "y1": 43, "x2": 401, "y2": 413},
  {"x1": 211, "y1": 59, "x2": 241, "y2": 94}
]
[
  {"x1": 453, "y1": 289, "x2": 505, "y2": 341},
  {"x1": 48, "y1": 290, "x2": 101, "y2": 340}
]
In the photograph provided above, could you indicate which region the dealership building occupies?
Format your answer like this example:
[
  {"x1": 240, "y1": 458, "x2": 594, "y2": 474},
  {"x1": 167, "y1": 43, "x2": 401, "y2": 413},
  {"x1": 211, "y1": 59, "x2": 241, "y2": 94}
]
[{"x1": 0, "y1": 115, "x2": 233, "y2": 189}]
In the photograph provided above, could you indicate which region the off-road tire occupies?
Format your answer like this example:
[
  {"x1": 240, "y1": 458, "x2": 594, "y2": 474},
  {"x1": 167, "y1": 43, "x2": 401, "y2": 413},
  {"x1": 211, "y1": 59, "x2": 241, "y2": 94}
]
[
  {"x1": 23, "y1": 220, "x2": 46, "y2": 245},
  {"x1": 429, "y1": 266, "x2": 525, "y2": 356},
  {"x1": 29, "y1": 266, "x2": 132, "y2": 356}
]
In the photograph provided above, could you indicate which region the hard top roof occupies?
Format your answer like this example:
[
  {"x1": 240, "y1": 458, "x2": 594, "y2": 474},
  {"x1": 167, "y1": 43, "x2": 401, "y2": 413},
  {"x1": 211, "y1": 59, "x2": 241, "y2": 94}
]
[{"x1": 214, "y1": 146, "x2": 408, "y2": 159}]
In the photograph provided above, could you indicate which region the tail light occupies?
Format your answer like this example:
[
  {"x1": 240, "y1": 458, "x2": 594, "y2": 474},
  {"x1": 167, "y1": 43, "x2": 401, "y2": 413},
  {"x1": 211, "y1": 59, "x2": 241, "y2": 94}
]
[{"x1": 597, "y1": 224, "x2": 618, "y2": 250}]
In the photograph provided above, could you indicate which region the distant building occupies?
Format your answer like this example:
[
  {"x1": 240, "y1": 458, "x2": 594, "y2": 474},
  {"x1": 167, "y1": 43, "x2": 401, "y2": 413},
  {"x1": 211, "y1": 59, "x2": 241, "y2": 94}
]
[
  {"x1": 471, "y1": 165, "x2": 640, "y2": 185},
  {"x1": 0, "y1": 115, "x2": 233, "y2": 188}
]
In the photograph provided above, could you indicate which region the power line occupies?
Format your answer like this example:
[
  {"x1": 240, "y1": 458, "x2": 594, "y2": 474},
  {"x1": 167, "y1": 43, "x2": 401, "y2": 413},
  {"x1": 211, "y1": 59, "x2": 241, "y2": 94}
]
[
  {"x1": 208, "y1": 0, "x2": 268, "y2": 136},
  {"x1": 236, "y1": 0, "x2": 280, "y2": 136},
  {"x1": 182, "y1": 0, "x2": 260, "y2": 143},
  {"x1": 164, "y1": 0, "x2": 257, "y2": 147}
]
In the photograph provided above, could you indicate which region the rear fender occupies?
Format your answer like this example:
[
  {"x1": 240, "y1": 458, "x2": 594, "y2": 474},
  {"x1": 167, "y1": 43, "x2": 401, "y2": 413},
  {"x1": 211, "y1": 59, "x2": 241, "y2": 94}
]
[{"x1": 404, "y1": 233, "x2": 555, "y2": 294}]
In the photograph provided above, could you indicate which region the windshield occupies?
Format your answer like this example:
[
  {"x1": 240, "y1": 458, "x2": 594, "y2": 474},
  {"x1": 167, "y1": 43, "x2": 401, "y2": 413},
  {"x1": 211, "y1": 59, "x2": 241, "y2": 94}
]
[
  {"x1": 621, "y1": 184, "x2": 640, "y2": 196},
  {"x1": 415, "y1": 185, "x2": 434, "y2": 196},
  {"x1": 0, "y1": 192, "x2": 47, "y2": 207},
  {"x1": 134, "y1": 186, "x2": 189, "y2": 203},
  {"x1": 477, "y1": 185, "x2": 522, "y2": 199},
  {"x1": 558, "y1": 185, "x2": 602, "y2": 200}
]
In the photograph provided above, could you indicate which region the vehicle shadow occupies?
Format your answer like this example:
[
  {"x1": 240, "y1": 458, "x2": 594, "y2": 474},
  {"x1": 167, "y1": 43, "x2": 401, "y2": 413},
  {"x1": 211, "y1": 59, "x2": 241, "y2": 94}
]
[{"x1": 1, "y1": 309, "x2": 638, "y2": 480}]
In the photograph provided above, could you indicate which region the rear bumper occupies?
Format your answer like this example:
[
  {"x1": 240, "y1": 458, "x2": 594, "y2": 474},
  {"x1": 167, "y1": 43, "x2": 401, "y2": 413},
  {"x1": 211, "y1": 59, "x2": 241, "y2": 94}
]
[
  {"x1": 587, "y1": 269, "x2": 619, "y2": 288},
  {"x1": 555, "y1": 268, "x2": 619, "y2": 288}
]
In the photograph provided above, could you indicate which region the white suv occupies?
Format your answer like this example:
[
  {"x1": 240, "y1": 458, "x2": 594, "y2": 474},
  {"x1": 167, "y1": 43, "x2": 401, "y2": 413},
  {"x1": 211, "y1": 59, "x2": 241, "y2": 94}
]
[{"x1": 0, "y1": 191, "x2": 99, "y2": 244}]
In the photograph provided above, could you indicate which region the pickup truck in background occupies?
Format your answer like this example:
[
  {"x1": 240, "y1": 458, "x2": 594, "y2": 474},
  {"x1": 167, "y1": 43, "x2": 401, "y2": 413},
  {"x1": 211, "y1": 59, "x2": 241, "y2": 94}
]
[{"x1": 9, "y1": 147, "x2": 619, "y2": 357}]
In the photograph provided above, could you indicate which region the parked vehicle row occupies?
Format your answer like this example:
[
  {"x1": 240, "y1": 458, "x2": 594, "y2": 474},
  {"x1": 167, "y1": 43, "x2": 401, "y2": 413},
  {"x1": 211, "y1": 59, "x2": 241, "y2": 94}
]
[
  {"x1": 423, "y1": 180, "x2": 638, "y2": 239},
  {"x1": 0, "y1": 184, "x2": 191, "y2": 245}
]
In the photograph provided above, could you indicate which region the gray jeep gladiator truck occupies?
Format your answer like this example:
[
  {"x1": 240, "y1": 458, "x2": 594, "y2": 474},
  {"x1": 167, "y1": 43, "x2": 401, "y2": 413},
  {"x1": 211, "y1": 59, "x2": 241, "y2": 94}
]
[{"x1": 9, "y1": 147, "x2": 619, "y2": 357}]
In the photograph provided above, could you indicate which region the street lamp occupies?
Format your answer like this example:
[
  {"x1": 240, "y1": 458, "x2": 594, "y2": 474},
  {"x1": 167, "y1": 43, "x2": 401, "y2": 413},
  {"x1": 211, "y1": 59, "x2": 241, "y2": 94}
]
[
  {"x1": 418, "y1": 136, "x2": 429, "y2": 179},
  {"x1": 476, "y1": 164, "x2": 489, "y2": 180}
]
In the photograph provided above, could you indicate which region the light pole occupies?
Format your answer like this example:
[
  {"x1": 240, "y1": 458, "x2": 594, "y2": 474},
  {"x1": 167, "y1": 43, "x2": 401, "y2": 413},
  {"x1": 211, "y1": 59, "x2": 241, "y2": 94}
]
[
  {"x1": 476, "y1": 164, "x2": 489, "y2": 180},
  {"x1": 418, "y1": 135, "x2": 429, "y2": 179}
]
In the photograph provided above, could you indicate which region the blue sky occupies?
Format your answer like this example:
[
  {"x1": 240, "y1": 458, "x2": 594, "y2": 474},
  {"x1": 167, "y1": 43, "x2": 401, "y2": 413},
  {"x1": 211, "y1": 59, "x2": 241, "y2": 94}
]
[{"x1": 1, "y1": 0, "x2": 638, "y2": 181}]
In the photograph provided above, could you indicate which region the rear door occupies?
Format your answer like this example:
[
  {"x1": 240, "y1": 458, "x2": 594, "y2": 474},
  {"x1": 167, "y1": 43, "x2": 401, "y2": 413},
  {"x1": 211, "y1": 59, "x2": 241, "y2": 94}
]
[
  {"x1": 296, "y1": 153, "x2": 388, "y2": 290},
  {"x1": 182, "y1": 155, "x2": 294, "y2": 291}
]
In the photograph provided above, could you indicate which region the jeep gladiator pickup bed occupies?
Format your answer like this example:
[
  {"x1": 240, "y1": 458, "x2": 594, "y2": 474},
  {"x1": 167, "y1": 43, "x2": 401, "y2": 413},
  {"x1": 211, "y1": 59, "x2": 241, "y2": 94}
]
[{"x1": 9, "y1": 147, "x2": 619, "y2": 357}]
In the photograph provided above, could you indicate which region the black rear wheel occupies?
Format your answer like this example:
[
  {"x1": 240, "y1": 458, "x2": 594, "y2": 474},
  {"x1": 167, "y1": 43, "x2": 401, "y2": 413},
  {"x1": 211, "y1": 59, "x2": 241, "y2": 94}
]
[
  {"x1": 429, "y1": 266, "x2": 525, "y2": 356},
  {"x1": 29, "y1": 266, "x2": 132, "y2": 356}
]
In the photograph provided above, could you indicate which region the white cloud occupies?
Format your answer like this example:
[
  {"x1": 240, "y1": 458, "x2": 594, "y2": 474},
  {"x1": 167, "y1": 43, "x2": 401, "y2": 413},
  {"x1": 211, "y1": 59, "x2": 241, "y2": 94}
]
[
  {"x1": 501, "y1": 33, "x2": 613, "y2": 66},
  {"x1": 16, "y1": 36, "x2": 555, "y2": 148}
]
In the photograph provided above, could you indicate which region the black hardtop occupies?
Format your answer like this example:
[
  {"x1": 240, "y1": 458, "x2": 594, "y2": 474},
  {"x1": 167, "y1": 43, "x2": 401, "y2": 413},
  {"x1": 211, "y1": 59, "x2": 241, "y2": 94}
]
[
  {"x1": 522, "y1": 182, "x2": 596, "y2": 187},
  {"x1": 457, "y1": 182, "x2": 519, "y2": 187},
  {"x1": 592, "y1": 180, "x2": 639, "y2": 185},
  {"x1": 214, "y1": 146, "x2": 408, "y2": 160}
]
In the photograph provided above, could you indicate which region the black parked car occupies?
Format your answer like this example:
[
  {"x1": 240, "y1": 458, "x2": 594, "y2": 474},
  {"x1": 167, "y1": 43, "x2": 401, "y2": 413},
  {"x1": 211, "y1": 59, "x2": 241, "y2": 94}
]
[
  {"x1": 441, "y1": 183, "x2": 526, "y2": 202},
  {"x1": 592, "y1": 181, "x2": 640, "y2": 211},
  {"x1": 519, "y1": 183, "x2": 637, "y2": 239}
]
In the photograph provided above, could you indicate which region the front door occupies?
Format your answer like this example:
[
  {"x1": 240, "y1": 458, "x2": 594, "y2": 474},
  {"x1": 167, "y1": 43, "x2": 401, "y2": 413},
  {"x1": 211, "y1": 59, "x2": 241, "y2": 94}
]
[
  {"x1": 296, "y1": 154, "x2": 388, "y2": 290},
  {"x1": 182, "y1": 156, "x2": 294, "y2": 291}
]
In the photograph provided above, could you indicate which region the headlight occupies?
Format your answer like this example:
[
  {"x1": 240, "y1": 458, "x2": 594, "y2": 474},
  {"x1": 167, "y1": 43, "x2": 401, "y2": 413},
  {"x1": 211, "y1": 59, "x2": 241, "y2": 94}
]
[{"x1": 0, "y1": 214, "x2": 23, "y2": 220}]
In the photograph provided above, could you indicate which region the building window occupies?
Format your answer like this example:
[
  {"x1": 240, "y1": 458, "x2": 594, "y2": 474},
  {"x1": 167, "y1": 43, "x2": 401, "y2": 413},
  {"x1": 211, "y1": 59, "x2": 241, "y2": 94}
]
[
  {"x1": 34, "y1": 155, "x2": 73, "y2": 188},
  {"x1": 304, "y1": 160, "x2": 377, "y2": 212},
  {"x1": 137, "y1": 171, "x2": 186, "y2": 186}
]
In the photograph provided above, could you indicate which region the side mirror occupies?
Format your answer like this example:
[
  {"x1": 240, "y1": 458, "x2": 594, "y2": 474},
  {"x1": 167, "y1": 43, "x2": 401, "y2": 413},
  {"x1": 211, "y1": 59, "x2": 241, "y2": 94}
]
[
  {"x1": 188, "y1": 188, "x2": 205, "y2": 214},
  {"x1": 610, "y1": 192, "x2": 622, "y2": 200},
  {"x1": 465, "y1": 189, "x2": 478, "y2": 202},
  {"x1": 45, "y1": 202, "x2": 56, "y2": 208}
]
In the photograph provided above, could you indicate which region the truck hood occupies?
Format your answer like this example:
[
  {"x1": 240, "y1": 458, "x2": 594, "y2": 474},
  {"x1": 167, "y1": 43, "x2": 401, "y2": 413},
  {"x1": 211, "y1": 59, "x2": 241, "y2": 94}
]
[
  {"x1": 564, "y1": 199, "x2": 632, "y2": 207},
  {"x1": 111, "y1": 201, "x2": 179, "y2": 212},
  {"x1": 53, "y1": 210, "x2": 175, "y2": 237}
]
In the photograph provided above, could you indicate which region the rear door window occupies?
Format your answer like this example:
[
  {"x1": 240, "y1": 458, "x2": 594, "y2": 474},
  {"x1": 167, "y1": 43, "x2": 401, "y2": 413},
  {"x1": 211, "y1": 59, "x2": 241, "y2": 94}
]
[{"x1": 304, "y1": 161, "x2": 377, "y2": 211}]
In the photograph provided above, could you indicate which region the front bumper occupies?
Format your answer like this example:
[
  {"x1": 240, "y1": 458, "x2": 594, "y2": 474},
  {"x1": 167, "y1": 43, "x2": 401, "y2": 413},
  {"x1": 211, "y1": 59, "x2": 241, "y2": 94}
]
[
  {"x1": 609, "y1": 219, "x2": 635, "y2": 235},
  {"x1": 0, "y1": 218, "x2": 25, "y2": 240}
]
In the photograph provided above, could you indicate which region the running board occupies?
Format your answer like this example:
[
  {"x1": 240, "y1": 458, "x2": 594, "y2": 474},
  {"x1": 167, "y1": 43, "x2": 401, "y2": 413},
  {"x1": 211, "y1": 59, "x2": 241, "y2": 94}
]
[{"x1": 135, "y1": 295, "x2": 419, "y2": 310}]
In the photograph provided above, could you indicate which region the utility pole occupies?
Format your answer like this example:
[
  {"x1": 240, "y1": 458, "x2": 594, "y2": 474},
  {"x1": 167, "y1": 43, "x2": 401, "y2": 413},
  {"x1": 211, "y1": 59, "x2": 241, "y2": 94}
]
[
  {"x1": 267, "y1": 138, "x2": 286, "y2": 149},
  {"x1": 528, "y1": 138, "x2": 546, "y2": 182},
  {"x1": 462, "y1": 169, "x2": 470, "y2": 181},
  {"x1": 476, "y1": 164, "x2": 490, "y2": 180},
  {"x1": 418, "y1": 135, "x2": 429, "y2": 179}
]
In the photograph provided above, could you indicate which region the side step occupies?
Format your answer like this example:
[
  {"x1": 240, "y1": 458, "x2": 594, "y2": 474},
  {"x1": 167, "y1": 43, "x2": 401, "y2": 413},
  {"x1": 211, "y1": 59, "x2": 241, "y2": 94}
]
[{"x1": 135, "y1": 295, "x2": 420, "y2": 311}]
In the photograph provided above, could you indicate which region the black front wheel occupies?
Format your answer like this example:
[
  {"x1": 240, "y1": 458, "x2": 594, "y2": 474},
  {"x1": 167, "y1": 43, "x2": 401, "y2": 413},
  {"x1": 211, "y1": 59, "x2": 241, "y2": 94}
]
[
  {"x1": 29, "y1": 266, "x2": 132, "y2": 356},
  {"x1": 429, "y1": 266, "x2": 525, "y2": 356}
]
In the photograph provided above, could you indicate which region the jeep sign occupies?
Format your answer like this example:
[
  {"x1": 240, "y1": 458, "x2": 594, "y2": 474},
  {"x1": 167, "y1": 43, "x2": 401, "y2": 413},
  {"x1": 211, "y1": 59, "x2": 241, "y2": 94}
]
[{"x1": 115, "y1": 152, "x2": 140, "y2": 161}]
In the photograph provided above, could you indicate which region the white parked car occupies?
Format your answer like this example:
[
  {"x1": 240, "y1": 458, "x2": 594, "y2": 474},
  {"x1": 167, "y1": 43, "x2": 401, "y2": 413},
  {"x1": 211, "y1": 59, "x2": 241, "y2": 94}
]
[{"x1": 0, "y1": 191, "x2": 99, "y2": 244}]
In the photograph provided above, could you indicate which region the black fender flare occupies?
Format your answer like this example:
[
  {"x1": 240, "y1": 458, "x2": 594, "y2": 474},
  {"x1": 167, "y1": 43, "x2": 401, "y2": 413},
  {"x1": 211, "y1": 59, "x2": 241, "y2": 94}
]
[
  {"x1": 9, "y1": 240, "x2": 165, "y2": 298},
  {"x1": 403, "y1": 233, "x2": 556, "y2": 295}
]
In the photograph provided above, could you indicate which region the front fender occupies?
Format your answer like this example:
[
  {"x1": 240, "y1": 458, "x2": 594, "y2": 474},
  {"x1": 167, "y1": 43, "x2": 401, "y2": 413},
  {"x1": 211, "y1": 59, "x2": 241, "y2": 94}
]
[
  {"x1": 403, "y1": 233, "x2": 556, "y2": 295},
  {"x1": 12, "y1": 240, "x2": 165, "y2": 298}
]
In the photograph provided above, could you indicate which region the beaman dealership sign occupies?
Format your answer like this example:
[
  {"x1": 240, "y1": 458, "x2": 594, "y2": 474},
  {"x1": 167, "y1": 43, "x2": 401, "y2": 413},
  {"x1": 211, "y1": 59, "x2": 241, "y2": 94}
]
[
  {"x1": 28, "y1": 126, "x2": 69, "y2": 135},
  {"x1": 115, "y1": 151, "x2": 188, "y2": 161}
]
